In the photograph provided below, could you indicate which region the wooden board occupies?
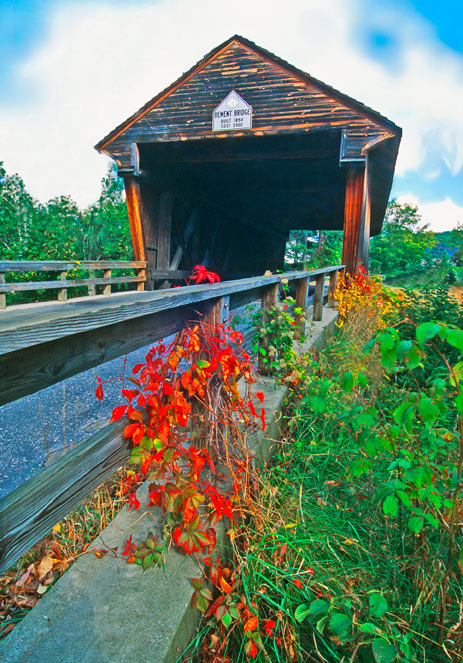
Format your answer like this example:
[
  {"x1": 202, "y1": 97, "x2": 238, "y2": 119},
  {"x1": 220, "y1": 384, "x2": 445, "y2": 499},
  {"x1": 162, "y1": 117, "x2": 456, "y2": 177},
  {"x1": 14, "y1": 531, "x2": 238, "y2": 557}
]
[
  {"x1": 0, "y1": 419, "x2": 130, "y2": 574},
  {"x1": 98, "y1": 36, "x2": 396, "y2": 169}
]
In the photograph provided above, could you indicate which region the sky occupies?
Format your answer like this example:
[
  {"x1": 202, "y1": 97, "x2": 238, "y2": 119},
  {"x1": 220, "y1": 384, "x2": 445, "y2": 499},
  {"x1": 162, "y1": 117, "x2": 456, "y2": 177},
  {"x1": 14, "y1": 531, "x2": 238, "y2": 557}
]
[{"x1": 0, "y1": 0, "x2": 461, "y2": 232}]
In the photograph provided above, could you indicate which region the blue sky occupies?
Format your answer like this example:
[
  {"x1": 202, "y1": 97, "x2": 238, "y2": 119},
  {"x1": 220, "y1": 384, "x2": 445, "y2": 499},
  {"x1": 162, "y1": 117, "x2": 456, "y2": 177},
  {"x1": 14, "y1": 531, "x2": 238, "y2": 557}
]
[{"x1": 0, "y1": 0, "x2": 461, "y2": 230}]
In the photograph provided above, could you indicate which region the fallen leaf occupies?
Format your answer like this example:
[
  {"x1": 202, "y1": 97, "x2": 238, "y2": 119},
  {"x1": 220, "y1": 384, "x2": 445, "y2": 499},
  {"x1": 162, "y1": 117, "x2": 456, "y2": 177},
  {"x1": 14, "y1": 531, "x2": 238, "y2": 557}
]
[{"x1": 37, "y1": 556, "x2": 53, "y2": 580}]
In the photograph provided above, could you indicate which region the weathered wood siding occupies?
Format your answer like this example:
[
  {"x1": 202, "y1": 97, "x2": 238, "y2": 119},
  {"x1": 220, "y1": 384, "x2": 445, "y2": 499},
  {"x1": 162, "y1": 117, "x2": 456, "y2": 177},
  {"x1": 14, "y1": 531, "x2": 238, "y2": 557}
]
[{"x1": 100, "y1": 39, "x2": 391, "y2": 169}]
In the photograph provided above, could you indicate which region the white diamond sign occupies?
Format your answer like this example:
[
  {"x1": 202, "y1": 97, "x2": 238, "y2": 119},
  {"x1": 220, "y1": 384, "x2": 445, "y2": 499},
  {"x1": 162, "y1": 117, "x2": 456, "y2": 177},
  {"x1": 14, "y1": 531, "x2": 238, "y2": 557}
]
[{"x1": 212, "y1": 90, "x2": 252, "y2": 132}]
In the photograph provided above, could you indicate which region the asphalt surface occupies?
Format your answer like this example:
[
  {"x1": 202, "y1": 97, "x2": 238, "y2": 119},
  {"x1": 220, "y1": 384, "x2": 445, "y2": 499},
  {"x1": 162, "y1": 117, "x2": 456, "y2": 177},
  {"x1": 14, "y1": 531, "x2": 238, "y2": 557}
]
[{"x1": 0, "y1": 340, "x2": 168, "y2": 498}]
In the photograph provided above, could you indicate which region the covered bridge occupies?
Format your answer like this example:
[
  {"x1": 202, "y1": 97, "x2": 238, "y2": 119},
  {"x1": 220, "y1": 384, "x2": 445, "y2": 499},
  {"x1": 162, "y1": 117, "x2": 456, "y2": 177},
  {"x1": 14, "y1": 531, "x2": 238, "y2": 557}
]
[{"x1": 95, "y1": 35, "x2": 401, "y2": 284}]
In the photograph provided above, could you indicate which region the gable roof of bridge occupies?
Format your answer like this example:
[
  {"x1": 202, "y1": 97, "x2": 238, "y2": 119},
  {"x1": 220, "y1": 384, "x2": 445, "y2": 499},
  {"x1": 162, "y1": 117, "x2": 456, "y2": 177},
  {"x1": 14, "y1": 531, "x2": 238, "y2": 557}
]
[{"x1": 95, "y1": 34, "x2": 401, "y2": 160}]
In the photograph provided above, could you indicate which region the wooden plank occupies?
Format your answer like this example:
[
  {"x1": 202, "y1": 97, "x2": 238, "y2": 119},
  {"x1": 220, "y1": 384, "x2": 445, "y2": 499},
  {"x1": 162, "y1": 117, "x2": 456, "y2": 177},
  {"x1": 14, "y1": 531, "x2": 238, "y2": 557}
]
[
  {"x1": 169, "y1": 207, "x2": 199, "y2": 270},
  {"x1": 103, "y1": 269, "x2": 112, "y2": 296},
  {"x1": 0, "y1": 261, "x2": 146, "y2": 272},
  {"x1": 259, "y1": 282, "x2": 279, "y2": 373},
  {"x1": 0, "y1": 271, "x2": 342, "y2": 353},
  {"x1": 0, "y1": 273, "x2": 5, "y2": 310},
  {"x1": 358, "y1": 161, "x2": 371, "y2": 270},
  {"x1": 294, "y1": 276, "x2": 309, "y2": 338},
  {"x1": 0, "y1": 419, "x2": 130, "y2": 574},
  {"x1": 328, "y1": 269, "x2": 338, "y2": 307},
  {"x1": 313, "y1": 273, "x2": 325, "y2": 321},
  {"x1": 0, "y1": 304, "x2": 198, "y2": 406},
  {"x1": 124, "y1": 177, "x2": 147, "y2": 263},
  {"x1": 57, "y1": 270, "x2": 67, "y2": 302},
  {"x1": 0, "y1": 276, "x2": 281, "y2": 355},
  {"x1": 342, "y1": 165, "x2": 365, "y2": 274},
  {"x1": 156, "y1": 191, "x2": 172, "y2": 270},
  {"x1": 0, "y1": 275, "x2": 144, "y2": 293}
]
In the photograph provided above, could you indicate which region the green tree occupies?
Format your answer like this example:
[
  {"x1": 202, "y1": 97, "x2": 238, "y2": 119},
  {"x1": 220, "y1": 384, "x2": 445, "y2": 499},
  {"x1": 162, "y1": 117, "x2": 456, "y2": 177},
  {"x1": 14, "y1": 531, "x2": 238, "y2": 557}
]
[
  {"x1": 285, "y1": 230, "x2": 342, "y2": 269},
  {"x1": 370, "y1": 201, "x2": 435, "y2": 277}
]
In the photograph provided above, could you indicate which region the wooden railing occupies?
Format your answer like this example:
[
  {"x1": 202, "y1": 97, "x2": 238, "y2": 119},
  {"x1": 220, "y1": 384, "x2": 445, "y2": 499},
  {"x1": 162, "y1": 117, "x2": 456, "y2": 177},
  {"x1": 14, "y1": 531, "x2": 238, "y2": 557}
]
[
  {"x1": 0, "y1": 260, "x2": 148, "y2": 309},
  {"x1": 0, "y1": 265, "x2": 344, "y2": 572}
]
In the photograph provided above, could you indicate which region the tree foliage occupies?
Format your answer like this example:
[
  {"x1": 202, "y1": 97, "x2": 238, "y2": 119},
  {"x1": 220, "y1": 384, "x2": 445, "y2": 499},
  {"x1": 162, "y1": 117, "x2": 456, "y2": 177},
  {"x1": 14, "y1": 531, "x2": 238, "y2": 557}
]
[
  {"x1": 285, "y1": 230, "x2": 343, "y2": 269},
  {"x1": 0, "y1": 161, "x2": 132, "y2": 262},
  {"x1": 370, "y1": 201, "x2": 436, "y2": 277}
]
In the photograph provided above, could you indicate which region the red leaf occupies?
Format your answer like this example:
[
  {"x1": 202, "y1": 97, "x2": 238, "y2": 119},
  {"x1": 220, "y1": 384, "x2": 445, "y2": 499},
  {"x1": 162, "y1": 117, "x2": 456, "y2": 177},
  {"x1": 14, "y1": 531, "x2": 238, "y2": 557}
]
[
  {"x1": 132, "y1": 363, "x2": 144, "y2": 374},
  {"x1": 121, "y1": 389, "x2": 135, "y2": 402},
  {"x1": 110, "y1": 404, "x2": 128, "y2": 422},
  {"x1": 255, "y1": 392, "x2": 264, "y2": 403},
  {"x1": 123, "y1": 423, "x2": 139, "y2": 439},
  {"x1": 96, "y1": 384, "x2": 104, "y2": 401},
  {"x1": 244, "y1": 615, "x2": 258, "y2": 632},
  {"x1": 128, "y1": 492, "x2": 140, "y2": 510},
  {"x1": 162, "y1": 381, "x2": 173, "y2": 396},
  {"x1": 132, "y1": 425, "x2": 145, "y2": 445}
]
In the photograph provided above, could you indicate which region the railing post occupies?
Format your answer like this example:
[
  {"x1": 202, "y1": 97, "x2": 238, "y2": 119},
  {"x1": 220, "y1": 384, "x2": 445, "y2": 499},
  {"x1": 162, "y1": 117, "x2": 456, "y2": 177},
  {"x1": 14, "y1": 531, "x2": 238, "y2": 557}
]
[
  {"x1": 88, "y1": 270, "x2": 96, "y2": 296},
  {"x1": 0, "y1": 272, "x2": 6, "y2": 310},
  {"x1": 103, "y1": 269, "x2": 112, "y2": 296},
  {"x1": 259, "y1": 282, "x2": 279, "y2": 373},
  {"x1": 58, "y1": 270, "x2": 67, "y2": 302},
  {"x1": 294, "y1": 276, "x2": 309, "y2": 339},
  {"x1": 328, "y1": 269, "x2": 338, "y2": 308},
  {"x1": 313, "y1": 272, "x2": 325, "y2": 321},
  {"x1": 136, "y1": 267, "x2": 146, "y2": 291}
]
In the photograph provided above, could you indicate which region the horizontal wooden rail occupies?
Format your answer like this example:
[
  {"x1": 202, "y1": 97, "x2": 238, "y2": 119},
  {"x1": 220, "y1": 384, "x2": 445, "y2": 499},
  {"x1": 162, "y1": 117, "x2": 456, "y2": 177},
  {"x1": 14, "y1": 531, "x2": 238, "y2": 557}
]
[
  {"x1": 0, "y1": 260, "x2": 148, "y2": 309},
  {"x1": 0, "y1": 265, "x2": 343, "y2": 573},
  {"x1": 0, "y1": 275, "x2": 145, "y2": 293},
  {"x1": 0, "y1": 420, "x2": 130, "y2": 574},
  {"x1": 0, "y1": 260, "x2": 147, "y2": 272}
]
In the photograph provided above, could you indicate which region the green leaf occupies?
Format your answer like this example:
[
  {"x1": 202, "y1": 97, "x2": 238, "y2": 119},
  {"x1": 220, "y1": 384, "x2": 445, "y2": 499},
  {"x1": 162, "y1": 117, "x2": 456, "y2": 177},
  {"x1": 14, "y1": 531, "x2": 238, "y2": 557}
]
[
  {"x1": 221, "y1": 611, "x2": 232, "y2": 629},
  {"x1": 310, "y1": 396, "x2": 326, "y2": 413},
  {"x1": 396, "y1": 339, "x2": 412, "y2": 360},
  {"x1": 383, "y1": 495, "x2": 399, "y2": 517},
  {"x1": 341, "y1": 371, "x2": 354, "y2": 393},
  {"x1": 357, "y1": 372, "x2": 368, "y2": 388},
  {"x1": 371, "y1": 639, "x2": 397, "y2": 663},
  {"x1": 416, "y1": 322, "x2": 441, "y2": 348},
  {"x1": 450, "y1": 362, "x2": 463, "y2": 386},
  {"x1": 418, "y1": 398, "x2": 440, "y2": 425},
  {"x1": 444, "y1": 328, "x2": 463, "y2": 353},
  {"x1": 396, "y1": 490, "x2": 411, "y2": 507},
  {"x1": 407, "y1": 344, "x2": 422, "y2": 369},
  {"x1": 369, "y1": 593, "x2": 388, "y2": 618},
  {"x1": 309, "y1": 599, "x2": 329, "y2": 619},
  {"x1": 408, "y1": 516, "x2": 423, "y2": 533},
  {"x1": 329, "y1": 612, "x2": 351, "y2": 636},
  {"x1": 359, "y1": 622, "x2": 378, "y2": 634},
  {"x1": 294, "y1": 604, "x2": 311, "y2": 623},
  {"x1": 456, "y1": 392, "x2": 463, "y2": 415},
  {"x1": 424, "y1": 512, "x2": 439, "y2": 529}
]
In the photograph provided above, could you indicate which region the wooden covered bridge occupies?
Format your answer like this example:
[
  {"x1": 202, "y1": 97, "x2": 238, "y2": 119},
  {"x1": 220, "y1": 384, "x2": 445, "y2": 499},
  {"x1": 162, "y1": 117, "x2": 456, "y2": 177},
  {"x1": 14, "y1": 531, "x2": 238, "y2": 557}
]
[
  {"x1": 95, "y1": 34, "x2": 401, "y2": 280},
  {"x1": 0, "y1": 36, "x2": 401, "y2": 576}
]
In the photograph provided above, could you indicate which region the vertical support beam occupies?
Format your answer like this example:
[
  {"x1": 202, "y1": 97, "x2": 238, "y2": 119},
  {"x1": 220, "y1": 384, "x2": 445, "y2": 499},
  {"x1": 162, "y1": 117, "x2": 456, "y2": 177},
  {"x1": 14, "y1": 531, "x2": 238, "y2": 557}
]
[
  {"x1": 294, "y1": 276, "x2": 309, "y2": 339},
  {"x1": 124, "y1": 176, "x2": 147, "y2": 263},
  {"x1": 58, "y1": 270, "x2": 67, "y2": 302},
  {"x1": 259, "y1": 282, "x2": 279, "y2": 373},
  {"x1": 103, "y1": 269, "x2": 112, "y2": 296},
  {"x1": 87, "y1": 270, "x2": 96, "y2": 296},
  {"x1": 313, "y1": 273, "x2": 325, "y2": 321},
  {"x1": 328, "y1": 270, "x2": 338, "y2": 308},
  {"x1": 136, "y1": 267, "x2": 146, "y2": 291},
  {"x1": 358, "y1": 159, "x2": 371, "y2": 270},
  {"x1": 156, "y1": 192, "x2": 172, "y2": 270},
  {"x1": 0, "y1": 273, "x2": 6, "y2": 310},
  {"x1": 342, "y1": 165, "x2": 365, "y2": 274}
]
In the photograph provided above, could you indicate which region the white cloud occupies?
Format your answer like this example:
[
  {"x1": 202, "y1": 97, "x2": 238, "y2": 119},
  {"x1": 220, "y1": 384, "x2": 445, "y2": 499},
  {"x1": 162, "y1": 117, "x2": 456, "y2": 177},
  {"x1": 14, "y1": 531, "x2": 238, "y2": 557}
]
[
  {"x1": 0, "y1": 0, "x2": 461, "y2": 210},
  {"x1": 396, "y1": 194, "x2": 463, "y2": 232}
]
